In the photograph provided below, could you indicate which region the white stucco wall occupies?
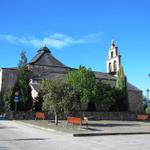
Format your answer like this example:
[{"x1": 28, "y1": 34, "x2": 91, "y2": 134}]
[{"x1": 29, "y1": 79, "x2": 38, "y2": 99}]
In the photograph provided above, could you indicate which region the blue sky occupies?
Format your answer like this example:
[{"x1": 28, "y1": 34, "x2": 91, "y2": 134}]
[{"x1": 0, "y1": 0, "x2": 150, "y2": 96}]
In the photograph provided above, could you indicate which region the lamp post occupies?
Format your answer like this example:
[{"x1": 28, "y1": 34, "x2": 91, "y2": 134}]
[
  {"x1": 147, "y1": 89, "x2": 149, "y2": 101},
  {"x1": 148, "y1": 74, "x2": 150, "y2": 101}
]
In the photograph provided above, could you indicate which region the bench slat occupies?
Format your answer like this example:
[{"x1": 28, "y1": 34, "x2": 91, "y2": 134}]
[
  {"x1": 136, "y1": 114, "x2": 148, "y2": 121},
  {"x1": 67, "y1": 117, "x2": 81, "y2": 125},
  {"x1": 35, "y1": 112, "x2": 45, "y2": 120}
]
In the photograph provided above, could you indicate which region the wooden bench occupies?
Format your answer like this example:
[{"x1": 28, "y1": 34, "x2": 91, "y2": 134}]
[
  {"x1": 67, "y1": 117, "x2": 88, "y2": 126},
  {"x1": 35, "y1": 112, "x2": 45, "y2": 120},
  {"x1": 67, "y1": 117, "x2": 82, "y2": 125},
  {"x1": 136, "y1": 114, "x2": 149, "y2": 121}
]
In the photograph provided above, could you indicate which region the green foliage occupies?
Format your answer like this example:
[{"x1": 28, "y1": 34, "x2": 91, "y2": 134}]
[
  {"x1": 145, "y1": 106, "x2": 150, "y2": 114},
  {"x1": 94, "y1": 81, "x2": 115, "y2": 111},
  {"x1": 116, "y1": 65, "x2": 127, "y2": 90},
  {"x1": 33, "y1": 93, "x2": 43, "y2": 112},
  {"x1": 12, "y1": 66, "x2": 32, "y2": 111},
  {"x1": 3, "y1": 89, "x2": 12, "y2": 112},
  {"x1": 143, "y1": 96, "x2": 149, "y2": 110},
  {"x1": 40, "y1": 78, "x2": 79, "y2": 116},
  {"x1": 67, "y1": 66, "x2": 96, "y2": 103},
  {"x1": 12, "y1": 51, "x2": 32, "y2": 111},
  {"x1": 18, "y1": 50, "x2": 27, "y2": 67},
  {"x1": 115, "y1": 65, "x2": 128, "y2": 111},
  {"x1": 110, "y1": 88, "x2": 128, "y2": 111}
]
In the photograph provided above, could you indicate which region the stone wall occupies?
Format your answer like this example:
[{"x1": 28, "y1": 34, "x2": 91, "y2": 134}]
[
  {"x1": 5, "y1": 111, "x2": 137, "y2": 121},
  {"x1": 1, "y1": 68, "x2": 18, "y2": 91},
  {"x1": 0, "y1": 68, "x2": 18, "y2": 111},
  {"x1": 70, "y1": 112, "x2": 137, "y2": 121},
  {"x1": 5, "y1": 111, "x2": 35, "y2": 120},
  {"x1": 5, "y1": 111, "x2": 56, "y2": 120},
  {"x1": 128, "y1": 90, "x2": 144, "y2": 113}
]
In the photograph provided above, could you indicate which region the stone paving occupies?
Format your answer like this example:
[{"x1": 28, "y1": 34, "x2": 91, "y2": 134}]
[{"x1": 18, "y1": 120, "x2": 150, "y2": 136}]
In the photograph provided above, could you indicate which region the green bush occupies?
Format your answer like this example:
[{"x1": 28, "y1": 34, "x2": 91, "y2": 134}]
[
  {"x1": 146, "y1": 106, "x2": 150, "y2": 114},
  {"x1": 3, "y1": 89, "x2": 12, "y2": 112}
]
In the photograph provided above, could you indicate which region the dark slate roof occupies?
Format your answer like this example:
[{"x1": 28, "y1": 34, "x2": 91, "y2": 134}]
[
  {"x1": 28, "y1": 46, "x2": 141, "y2": 92},
  {"x1": 94, "y1": 71, "x2": 116, "y2": 80},
  {"x1": 29, "y1": 46, "x2": 66, "y2": 67},
  {"x1": 127, "y1": 82, "x2": 141, "y2": 91},
  {"x1": 94, "y1": 71, "x2": 141, "y2": 91}
]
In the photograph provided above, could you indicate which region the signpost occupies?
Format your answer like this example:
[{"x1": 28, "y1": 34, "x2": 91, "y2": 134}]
[{"x1": 14, "y1": 92, "x2": 19, "y2": 111}]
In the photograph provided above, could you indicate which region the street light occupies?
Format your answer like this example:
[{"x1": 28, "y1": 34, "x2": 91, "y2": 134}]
[{"x1": 147, "y1": 89, "x2": 149, "y2": 101}]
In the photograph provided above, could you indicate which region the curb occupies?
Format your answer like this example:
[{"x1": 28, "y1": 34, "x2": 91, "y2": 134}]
[
  {"x1": 73, "y1": 132, "x2": 150, "y2": 137},
  {"x1": 14, "y1": 120, "x2": 72, "y2": 136},
  {"x1": 14, "y1": 120, "x2": 56, "y2": 132},
  {"x1": 13, "y1": 121, "x2": 150, "y2": 137}
]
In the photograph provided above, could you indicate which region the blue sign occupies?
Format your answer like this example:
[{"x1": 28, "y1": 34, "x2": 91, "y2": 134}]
[{"x1": 14, "y1": 96, "x2": 19, "y2": 102}]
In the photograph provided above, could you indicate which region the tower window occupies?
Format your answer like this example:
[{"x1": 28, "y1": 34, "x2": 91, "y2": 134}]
[
  {"x1": 109, "y1": 63, "x2": 112, "y2": 72},
  {"x1": 111, "y1": 52, "x2": 113, "y2": 58},
  {"x1": 114, "y1": 61, "x2": 117, "y2": 72}
]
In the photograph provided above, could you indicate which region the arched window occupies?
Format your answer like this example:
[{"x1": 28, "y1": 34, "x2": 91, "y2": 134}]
[
  {"x1": 114, "y1": 61, "x2": 117, "y2": 72},
  {"x1": 109, "y1": 63, "x2": 112, "y2": 72},
  {"x1": 111, "y1": 51, "x2": 113, "y2": 58}
]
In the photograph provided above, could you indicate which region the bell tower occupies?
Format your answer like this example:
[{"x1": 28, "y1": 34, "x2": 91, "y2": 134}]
[{"x1": 106, "y1": 40, "x2": 121, "y2": 75}]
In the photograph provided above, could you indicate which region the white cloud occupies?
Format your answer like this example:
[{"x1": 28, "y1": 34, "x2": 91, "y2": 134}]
[{"x1": 0, "y1": 33, "x2": 102, "y2": 49}]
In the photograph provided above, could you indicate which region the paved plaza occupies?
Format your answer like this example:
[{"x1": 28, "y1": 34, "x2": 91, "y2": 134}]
[
  {"x1": 1, "y1": 120, "x2": 150, "y2": 150},
  {"x1": 19, "y1": 120, "x2": 150, "y2": 136}
]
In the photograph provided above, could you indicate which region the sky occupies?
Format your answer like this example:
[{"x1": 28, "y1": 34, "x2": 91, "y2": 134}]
[{"x1": 0, "y1": 0, "x2": 149, "y2": 96}]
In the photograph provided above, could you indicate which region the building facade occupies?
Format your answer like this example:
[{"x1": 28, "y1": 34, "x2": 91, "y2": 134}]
[{"x1": 0, "y1": 42, "x2": 144, "y2": 113}]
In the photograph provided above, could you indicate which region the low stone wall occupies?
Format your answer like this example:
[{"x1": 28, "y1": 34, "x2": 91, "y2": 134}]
[
  {"x1": 5, "y1": 111, "x2": 56, "y2": 120},
  {"x1": 5, "y1": 111, "x2": 35, "y2": 120},
  {"x1": 5, "y1": 111, "x2": 138, "y2": 121},
  {"x1": 69, "y1": 112, "x2": 137, "y2": 121}
]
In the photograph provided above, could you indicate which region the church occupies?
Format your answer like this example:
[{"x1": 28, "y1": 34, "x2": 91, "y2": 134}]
[{"x1": 0, "y1": 41, "x2": 144, "y2": 113}]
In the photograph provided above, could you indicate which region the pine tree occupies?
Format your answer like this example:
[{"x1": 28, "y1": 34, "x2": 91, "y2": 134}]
[
  {"x1": 18, "y1": 50, "x2": 27, "y2": 67},
  {"x1": 12, "y1": 50, "x2": 33, "y2": 111}
]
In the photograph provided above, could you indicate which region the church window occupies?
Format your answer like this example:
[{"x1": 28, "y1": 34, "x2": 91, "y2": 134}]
[
  {"x1": 114, "y1": 61, "x2": 117, "y2": 72},
  {"x1": 111, "y1": 51, "x2": 113, "y2": 58},
  {"x1": 109, "y1": 63, "x2": 112, "y2": 72}
]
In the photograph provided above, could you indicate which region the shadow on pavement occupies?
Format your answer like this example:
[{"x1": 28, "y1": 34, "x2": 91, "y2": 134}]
[
  {"x1": 88, "y1": 123, "x2": 139, "y2": 127},
  {"x1": 0, "y1": 138, "x2": 49, "y2": 141},
  {"x1": 0, "y1": 126, "x2": 17, "y2": 129},
  {"x1": 0, "y1": 147, "x2": 8, "y2": 150},
  {"x1": 81, "y1": 127, "x2": 102, "y2": 131}
]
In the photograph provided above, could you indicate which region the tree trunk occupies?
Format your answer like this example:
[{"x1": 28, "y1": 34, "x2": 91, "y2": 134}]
[{"x1": 54, "y1": 112, "x2": 58, "y2": 125}]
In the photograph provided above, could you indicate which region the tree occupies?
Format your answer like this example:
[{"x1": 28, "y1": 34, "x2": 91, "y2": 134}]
[
  {"x1": 116, "y1": 65, "x2": 127, "y2": 90},
  {"x1": 3, "y1": 89, "x2": 12, "y2": 112},
  {"x1": 146, "y1": 105, "x2": 150, "y2": 114},
  {"x1": 94, "y1": 81, "x2": 115, "y2": 111},
  {"x1": 40, "y1": 78, "x2": 79, "y2": 125},
  {"x1": 12, "y1": 51, "x2": 32, "y2": 111},
  {"x1": 143, "y1": 96, "x2": 149, "y2": 111},
  {"x1": 67, "y1": 66, "x2": 96, "y2": 103},
  {"x1": 18, "y1": 50, "x2": 27, "y2": 67},
  {"x1": 110, "y1": 88, "x2": 127, "y2": 111},
  {"x1": 33, "y1": 93, "x2": 43, "y2": 112},
  {"x1": 115, "y1": 65, "x2": 128, "y2": 111}
]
